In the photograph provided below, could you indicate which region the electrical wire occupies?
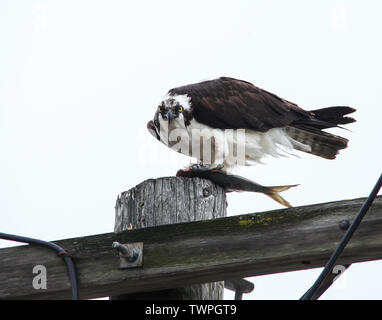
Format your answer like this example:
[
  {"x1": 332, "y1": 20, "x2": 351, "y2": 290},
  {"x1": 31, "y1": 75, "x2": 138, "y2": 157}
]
[
  {"x1": 300, "y1": 172, "x2": 382, "y2": 300},
  {"x1": 0, "y1": 232, "x2": 79, "y2": 300}
]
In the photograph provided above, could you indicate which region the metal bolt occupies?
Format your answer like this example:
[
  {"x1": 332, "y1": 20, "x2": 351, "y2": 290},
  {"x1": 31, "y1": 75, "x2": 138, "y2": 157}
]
[
  {"x1": 112, "y1": 241, "x2": 139, "y2": 262},
  {"x1": 203, "y1": 188, "x2": 211, "y2": 197},
  {"x1": 339, "y1": 220, "x2": 350, "y2": 231}
]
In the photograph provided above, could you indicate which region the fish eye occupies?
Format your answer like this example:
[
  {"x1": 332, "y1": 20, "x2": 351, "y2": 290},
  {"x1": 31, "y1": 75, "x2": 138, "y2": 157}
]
[{"x1": 178, "y1": 106, "x2": 183, "y2": 112}]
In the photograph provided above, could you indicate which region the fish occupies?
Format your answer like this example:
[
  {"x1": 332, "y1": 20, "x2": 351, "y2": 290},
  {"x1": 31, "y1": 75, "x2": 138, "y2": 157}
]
[{"x1": 176, "y1": 166, "x2": 297, "y2": 208}]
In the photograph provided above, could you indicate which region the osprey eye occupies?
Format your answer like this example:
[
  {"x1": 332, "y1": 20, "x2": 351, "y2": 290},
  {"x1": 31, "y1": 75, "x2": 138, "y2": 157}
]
[
  {"x1": 158, "y1": 106, "x2": 163, "y2": 113},
  {"x1": 178, "y1": 106, "x2": 183, "y2": 112}
]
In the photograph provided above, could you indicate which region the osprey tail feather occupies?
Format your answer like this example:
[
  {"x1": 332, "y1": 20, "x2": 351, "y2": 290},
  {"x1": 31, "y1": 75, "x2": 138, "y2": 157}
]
[
  {"x1": 285, "y1": 106, "x2": 356, "y2": 160},
  {"x1": 285, "y1": 126, "x2": 348, "y2": 159},
  {"x1": 310, "y1": 106, "x2": 356, "y2": 127}
]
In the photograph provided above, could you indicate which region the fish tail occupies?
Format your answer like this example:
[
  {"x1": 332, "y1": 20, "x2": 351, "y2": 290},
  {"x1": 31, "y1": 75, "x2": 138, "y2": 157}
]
[
  {"x1": 267, "y1": 184, "x2": 299, "y2": 193},
  {"x1": 265, "y1": 184, "x2": 299, "y2": 208},
  {"x1": 266, "y1": 193, "x2": 292, "y2": 208}
]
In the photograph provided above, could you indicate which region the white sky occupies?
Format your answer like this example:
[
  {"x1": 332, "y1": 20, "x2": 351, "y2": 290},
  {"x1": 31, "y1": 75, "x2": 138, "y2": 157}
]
[{"x1": 0, "y1": 0, "x2": 381, "y2": 300}]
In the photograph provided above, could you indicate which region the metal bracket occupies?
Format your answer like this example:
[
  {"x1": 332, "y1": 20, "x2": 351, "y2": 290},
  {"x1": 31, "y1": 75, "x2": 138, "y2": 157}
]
[
  {"x1": 224, "y1": 278, "x2": 254, "y2": 300},
  {"x1": 112, "y1": 241, "x2": 143, "y2": 269}
]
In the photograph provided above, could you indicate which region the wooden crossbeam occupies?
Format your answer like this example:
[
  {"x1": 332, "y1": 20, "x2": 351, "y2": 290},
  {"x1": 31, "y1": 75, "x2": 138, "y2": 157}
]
[{"x1": 0, "y1": 196, "x2": 381, "y2": 300}]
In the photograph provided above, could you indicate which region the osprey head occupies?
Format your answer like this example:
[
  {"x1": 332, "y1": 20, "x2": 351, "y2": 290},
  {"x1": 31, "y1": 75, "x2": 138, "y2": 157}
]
[
  {"x1": 157, "y1": 98, "x2": 184, "y2": 124},
  {"x1": 147, "y1": 93, "x2": 192, "y2": 143}
]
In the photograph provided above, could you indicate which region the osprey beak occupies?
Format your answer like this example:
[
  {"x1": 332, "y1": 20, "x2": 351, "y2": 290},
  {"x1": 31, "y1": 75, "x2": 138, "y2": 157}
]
[{"x1": 163, "y1": 109, "x2": 175, "y2": 124}]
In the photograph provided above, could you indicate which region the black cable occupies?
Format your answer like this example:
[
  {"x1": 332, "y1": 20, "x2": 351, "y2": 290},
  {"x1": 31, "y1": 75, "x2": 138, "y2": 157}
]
[
  {"x1": 0, "y1": 232, "x2": 79, "y2": 300},
  {"x1": 307, "y1": 263, "x2": 351, "y2": 300},
  {"x1": 300, "y1": 173, "x2": 382, "y2": 300}
]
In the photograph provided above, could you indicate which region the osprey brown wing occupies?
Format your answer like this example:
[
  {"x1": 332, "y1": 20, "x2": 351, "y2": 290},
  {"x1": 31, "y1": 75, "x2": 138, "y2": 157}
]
[{"x1": 169, "y1": 77, "x2": 313, "y2": 132}]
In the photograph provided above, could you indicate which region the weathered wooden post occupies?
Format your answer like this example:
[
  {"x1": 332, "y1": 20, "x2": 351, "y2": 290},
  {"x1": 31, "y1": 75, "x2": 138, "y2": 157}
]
[{"x1": 111, "y1": 176, "x2": 227, "y2": 300}]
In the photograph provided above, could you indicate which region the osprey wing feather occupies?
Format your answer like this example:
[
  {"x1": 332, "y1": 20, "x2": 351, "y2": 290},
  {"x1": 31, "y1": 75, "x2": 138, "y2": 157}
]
[{"x1": 169, "y1": 77, "x2": 313, "y2": 132}]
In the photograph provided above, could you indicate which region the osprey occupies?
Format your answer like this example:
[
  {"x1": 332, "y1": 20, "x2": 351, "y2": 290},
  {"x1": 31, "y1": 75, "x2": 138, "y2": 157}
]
[{"x1": 147, "y1": 77, "x2": 356, "y2": 171}]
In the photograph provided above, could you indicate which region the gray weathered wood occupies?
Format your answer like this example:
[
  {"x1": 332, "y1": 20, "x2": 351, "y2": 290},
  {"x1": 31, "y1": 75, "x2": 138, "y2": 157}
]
[
  {"x1": 0, "y1": 195, "x2": 381, "y2": 300},
  {"x1": 112, "y1": 177, "x2": 227, "y2": 300}
]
